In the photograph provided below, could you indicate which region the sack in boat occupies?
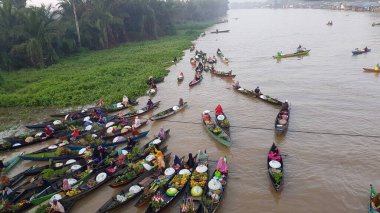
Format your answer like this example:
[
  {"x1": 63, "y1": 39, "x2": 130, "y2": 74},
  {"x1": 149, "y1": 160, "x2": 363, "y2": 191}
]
[
  {"x1": 25, "y1": 137, "x2": 34, "y2": 143},
  {"x1": 120, "y1": 126, "x2": 130, "y2": 134},
  {"x1": 279, "y1": 119, "x2": 287, "y2": 125}
]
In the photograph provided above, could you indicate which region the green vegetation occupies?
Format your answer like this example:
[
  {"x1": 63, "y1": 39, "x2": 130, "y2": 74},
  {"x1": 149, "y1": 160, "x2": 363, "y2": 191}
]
[{"x1": 0, "y1": 30, "x2": 204, "y2": 107}]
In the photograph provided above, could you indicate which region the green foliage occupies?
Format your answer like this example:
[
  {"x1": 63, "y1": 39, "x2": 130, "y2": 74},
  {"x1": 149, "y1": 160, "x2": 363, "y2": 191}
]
[
  {"x1": 41, "y1": 167, "x2": 69, "y2": 179},
  {"x1": 272, "y1": 171, "x2": 283, "y2": 184},
  {"x1": 55, "y1": 147, "x2": 71, "y2": 156}
]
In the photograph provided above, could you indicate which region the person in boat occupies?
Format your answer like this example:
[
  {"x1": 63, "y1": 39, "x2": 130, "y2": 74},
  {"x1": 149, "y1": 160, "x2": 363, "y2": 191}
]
[
  {"x1": 179, "y1": 72, "x2": 184, "y2": 78},
  {"x1": 158, "y1": 128, "x2": 167, "y2": 140},
  {"x1": 92, "y1": 146, "x2": 105, "y2": 162},
  {"x1": 216, "y1": 157, "x2": 228, "y2": 174},
  {"x1": 281, "y1": 100, "x2": 289, "y2": 111},
  {"x1": 371, "y1": 193, "x2": 380, "y2": 211},
  {"x1": 297, "y1": 45, "x2": 304, "y2": 53},
  {"x1": 195, "y1": 72, "x2": 202, "y2": 81},
  {"x1": 146, "y1": 99, "x2": 154, "y2": 109},
  {"x1": 2, "y1": 186, "x2": 14, "y2": 205},
  {"x1": 364, "y1": 46, "x2": 369, "y2": 52},
  {"x1": 213, "y1": 56, "x2": 217, "y2": 63},
  {"x1": 215, "y1": 104, "x2": 224, "y2": 115},
  {"x1": 254, "y1": 86, "x2": 262, "y2": 95},
  {"x1": 195, "y1": 50, "x2": 199, "y2": 55},
  {"x1": 131, "y1": 126, "x2": 140, "y2": 137},
  {"x1": 154, "y1": 148, "x2": 165, "y2": 171},
  {"x1": 133, "y1": 116, "x2": 141, "y2": 129},
  {"x1": 116, "y1": 149, "x2": 126, "y2": 167},
  {"x1": 151, "y1": 82, "x2": 157, "y2": 91},
  {"x1": 97, "y1": 99, "x2": 104, "y2": 107},
  {"x1": 217, "y1": 48, "x2": 221, "y2": 53},
  {"x1": 71, "y1": 128, "x2": 80, "y2": 140},
  {"x1": 198, "y1": 150, "x2": 208, "y2": 164},
  {"x1": 98, "y1": 114, "x2": 107, "y2": 124},
  {"x1": 202, "y1": 112, "x2": 211, "y2": 123},
  {"x1": 173, "y1": 155, "x2": 182, "y2": 171},
  {"x1": 49, "y1": 199, "x2": 65, "y2": 213},
  {"x1": 185, "y1": 153, "x2": 195, "y2": 169},
  {"x1": 173, "y1": 57, "x2": 178, "y2": 63},
  {"x1": 122, "y1": 96, "x2": 129, "y2": 107},
  {"x1": 178, "y1": 98, "x2": 184, "y2": 107},
  {"x1": 268, "y1": 147, "x2": 281, "y2": 161},
  {"x1": 62, "y1": 178, "x2": 71, "y2": 192},
  {"x1": 44, "y1": 125, "x2": 54, "y2": 137},
  {"x1": 216, "y1": 29, "x2": 219, "y2": 33},
  {"x1": 196, "y1": 62, "x2": 204, "y2": 71},
  {"x1": 233, "y1": 80, "x2": 240, "y2": 89}
]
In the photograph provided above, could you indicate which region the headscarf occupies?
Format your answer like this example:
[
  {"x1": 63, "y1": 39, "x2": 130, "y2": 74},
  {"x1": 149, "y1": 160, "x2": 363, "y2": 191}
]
[
  {"x1": 216, "y1": 157, "x2": 228, "y2": 173},
  {"x1": 215, "y1": 104, "x2": 223, "y2": 115},
  {"x1": 62, "y1": 179, "x2": 71, "y2": 191},
  {"x1": 173, "y1": 155, "x2": 181, "y2": 165},
  {"x1": 158, "y1": 128, "x2": 165, "y2": 138},
  {"x1": 187, "y1": 153, "x2": 194, "y2": 168}
]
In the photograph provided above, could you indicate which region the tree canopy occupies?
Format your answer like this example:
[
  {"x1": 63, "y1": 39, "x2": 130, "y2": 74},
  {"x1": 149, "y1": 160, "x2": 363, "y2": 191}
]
[{"x1": 0, "y1": 0, "x2": 229, "y2": 71}]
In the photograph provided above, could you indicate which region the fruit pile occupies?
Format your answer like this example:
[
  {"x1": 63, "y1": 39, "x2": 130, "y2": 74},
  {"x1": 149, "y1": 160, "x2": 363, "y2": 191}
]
[
  {"x1": 169, "y1": 174, "x2": 190, "y2": 189},
  {"x1": 190, "y1": 171, "x2": 207, "y2": 188},
  {"x1": 66, "y1": 188, "x2": 81, "y2": 196}
]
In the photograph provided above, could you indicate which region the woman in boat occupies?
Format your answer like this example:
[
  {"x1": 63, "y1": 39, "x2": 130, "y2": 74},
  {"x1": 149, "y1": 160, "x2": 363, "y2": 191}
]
[
  {"x1": 154, "y1": 148, "x2": 165, "y2": 171},
  {"x1": 178, "y1": 98, "x2": 184, "y2": 107},
  {"x1": 146, "y1": 99, "x2": 154, "y2": 109},
  {"x1": 97, "y1": 99, "x2": 104, "y2": 107},
  {"x1": 158, "y1": 128, "x2": 167, "y2": 140},
  {"x1": 202, "y1": 112, "x2": 211, "y2": 123},
  {"x1": 178, "y1": 72, "x2": 184, "y2": 79},
  {"x1": 173, "y1": 155, "x2": 182, "y2": 171},
  {"x1": 131, "y1": 126, "x2": 140, "y2": 137},
  {"x1": 62, "y1": 179, "x2": 71, "y2": 192},
  {"x1": 173, "y1": 57, "x2": 178, "y2": 63},
  {"x1": 216, "y1": 157, "x2": 228, "y2": 174},
  {"x1": 371, "y1": 193, "x2": 380, "y2": 211},
  {"x1": 122, "y1": 96, "x2": 129, "y2": 107},
  {"x1": 126, "y1": 136, "x2": 138, "y2": 150},
  {"x1": 233, "y1": 81, "x2": 240, "y2": 89},
  {"x1": 148, "y1": 76, "x2": 154, "y2": 85},
  {"x1": 84, "y1": 146, "x2": 93, "y2": 160},
  {"x1": 364, "y1": 46, "x2": 369, "y2": 52},
  {"x1": 71, "y1": 128, "x2": 80, "y2": 141},
  {"x1": 151, "y1": 82, "x2": 157, "y2": 91},
  {"x1": 49, "y1": 199, "x2": 65, "y2": 213},
  {"x1": 213, "y1": 56, "x2": 217, "y2": 63},
  {"x1": 185, "y1": 153, "x2": 195, "y2": 169},
  {"x1": 254, "y1": 86, "x2": 262, "y2": 95},
  {"x1": 116, "y1": 150, "x2": 126, "y2": 167},
  {"x1": 44, "y1": 125, "x2": 54, "y2": 137},
  {"x1": 281, "y1": 100, "x2": 289, "y2": 111},
  {"x1": 268, "y1": 148, "x2": 281, "y2": 161},
  {"x1": 198, "y1": 150, "x2": 208, "y2": 164},
  {"x1": 215, "y1": 104, "x2": 223, "y2": 115},
  {"x1": 195, "y1": 72, "x2": 202, "y2": 81},
  {"x1": 133, "y1": 116, "x2": 141, "y2": 128}
]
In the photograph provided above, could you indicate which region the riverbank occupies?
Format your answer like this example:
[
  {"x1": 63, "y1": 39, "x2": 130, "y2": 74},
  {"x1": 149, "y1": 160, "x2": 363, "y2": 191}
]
[{"x1": 0, "y1": 21, "x2": 213, "y2": 132}]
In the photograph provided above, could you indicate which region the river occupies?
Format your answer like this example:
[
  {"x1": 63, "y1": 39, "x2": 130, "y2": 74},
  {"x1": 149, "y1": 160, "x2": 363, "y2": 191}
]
[{"x1": 2, "y1": 8, "x2": 380, "y2": 213}]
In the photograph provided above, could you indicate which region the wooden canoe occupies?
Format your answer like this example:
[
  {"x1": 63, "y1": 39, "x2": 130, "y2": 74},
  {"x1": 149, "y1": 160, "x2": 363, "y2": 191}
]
[
  {"x1": 211, "y1": 69, "x2": 235, "y2": 78},
  {"x1": 189, "y1": 76, "x2": 203, "y2": 87},
  {"x1": 123, "y1": 101, "x2": 160, "y2": 118},
  {"x1": 210, "y1": 30, "x2": 230, "y2": 33},
  {"x1": 273, "y1": 50, "x2": 310, "y2": 59},
  {"x1": 202, "y1": 158, "x2": 228, "y2": 213},
  {"x1": 267, "y1": 143, "x2": 284, "y2": 191},
  {"x1": 352, "y1": 49, "x2": 371, "y2": 55},
  {"x1": 67, "y1": 130, "x2": 149, "y2": 150},
  {"x1": 1, "y1": 152, "x2": 24, "y2": 175},
  {"x1": 363, "y1": 68, "x2": 380, "y2": 73},
  {"x1": 233, "y1": 86, "x2": 283, "y2": 106},
  {"x1": 201, "y1": 113, "x2": 231, "y2": 147},
  {"x1": 150, "y1": 102, "x2": 187, "y2": 120},
  {"x1": 275, "y1": 108, "x2": 290, "y2": 134}
]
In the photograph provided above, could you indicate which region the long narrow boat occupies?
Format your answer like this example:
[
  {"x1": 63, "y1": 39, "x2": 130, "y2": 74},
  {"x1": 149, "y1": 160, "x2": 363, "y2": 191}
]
[
  {"x1": 97, "y1": 169, "x2": 158, "y2": 213},
  {"x1": 210, "y1": 30, "x2": 230, "y2": 33},
  {"x1": 109, "y1": 130, "x2": 171, "y2": 188},
  {"x1": 352, "y1": 48, "x2": 371, "y2": 55},
  {"x1": 189, "y1": 76, "x2": 203, "y2": 87},
  {"x1": 232, "y1": 86, "x2": 283, "y2": 106},
  {"x1": 67, "y1": 130, "x2": 149, "y2": 150},
  {"x1": 123, "y1": 101, "x2": 160, "y2": 118},
  {"x1": 1, "y1": 134, "x2": 54, "y2": 152},
  {"x1": 150, "y1": 102, "x2": 187, "y2": 120},
  {"x1": 369, "y1": 184, "x2": 378, "y2": 213},
  {"x1": 216, "y1": 50, "x2": 229, "y2": 64},
  {"x1": 179, "y1": 157, "x2": 209, "y2": 213},
  {"x1": 267, "y1": 143, "x2": 284, "y2": 191},
  {"x1": 215, "y1": 112, "x2": 230, "y2": 135},
  {"x1": 1, "y1": 152, "x2": 24, "y2": 175},
  {"x1": 202, "y1": 157, "x2": 228, "y2": 213},
  {"x1": 145, "y1": 155, "x2": 197, "y2": 213},
  {"x1": 275, "y1": 108, "x2": 290, "y2": 134},
  {"x1": 273, "y1": 50, "x2": 310, "y2": 59},
  {"x1": 134, "y1": 155, "x2": 184, "y2": 207},
  {"x1": 363, "y1": 68, "x2": 380, "y2": 73},
  {"x1": 211, "y1": 69, "x2": 235, "y2": 78},
  {"x1": 201, "y1": 111, "x2": 231, "y2": 147}
]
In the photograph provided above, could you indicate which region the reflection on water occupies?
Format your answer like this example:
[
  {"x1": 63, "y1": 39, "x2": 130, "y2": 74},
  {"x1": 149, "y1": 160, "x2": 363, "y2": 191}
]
[{"x1": 2, "y1": 8, "x2": 380, "y2": 213}]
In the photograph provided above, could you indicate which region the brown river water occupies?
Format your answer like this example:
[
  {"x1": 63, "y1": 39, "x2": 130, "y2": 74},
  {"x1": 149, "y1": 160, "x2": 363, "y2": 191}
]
[{"x1": 2, "y1": 9, "x2": 380, "y2": 213}]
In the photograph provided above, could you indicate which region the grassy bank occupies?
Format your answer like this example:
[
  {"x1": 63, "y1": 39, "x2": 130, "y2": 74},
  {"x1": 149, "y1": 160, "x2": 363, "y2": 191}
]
[{"x1": 0, "y1": 22, "x2": 212, "y2": 107}]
